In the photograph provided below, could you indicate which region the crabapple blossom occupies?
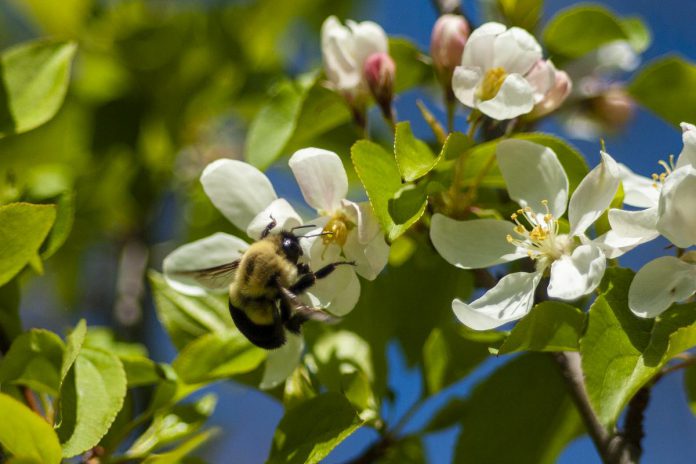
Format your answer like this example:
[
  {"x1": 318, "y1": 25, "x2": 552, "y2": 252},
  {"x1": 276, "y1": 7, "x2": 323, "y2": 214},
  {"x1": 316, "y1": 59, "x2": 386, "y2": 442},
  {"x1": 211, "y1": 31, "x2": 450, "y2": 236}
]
[{"x1": 430, "y1": 139, "x2": 622, "y2": 330}]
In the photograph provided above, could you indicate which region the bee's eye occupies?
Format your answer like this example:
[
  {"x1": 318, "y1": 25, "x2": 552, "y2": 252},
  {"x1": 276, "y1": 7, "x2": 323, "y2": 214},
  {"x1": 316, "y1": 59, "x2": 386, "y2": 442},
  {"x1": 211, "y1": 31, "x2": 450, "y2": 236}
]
[{"x1": 282, "y1": 237, "x2": 302, "y2": 262}]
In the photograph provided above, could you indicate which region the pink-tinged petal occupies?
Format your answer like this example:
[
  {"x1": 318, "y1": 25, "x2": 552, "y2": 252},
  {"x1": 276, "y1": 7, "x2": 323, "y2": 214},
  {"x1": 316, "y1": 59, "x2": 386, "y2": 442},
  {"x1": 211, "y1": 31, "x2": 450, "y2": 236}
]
[
  {"x1": 246, "y1": 198, "x2": 303, "y2": 240},
  {"x1": 629, "y1": 256, "x2": 696, "y2": 318},
  {"x1": 616, "y1": 163, "x2": 660, "y2": 208},
  {"x1": 492, "y1": 27, "x2": 542, "y2": 75},
  {"x1": 568, "y1": 151, "x2": 620, "y2": 236},
  {"x1": 547, "y1": 244, "x2": 606, "y2": 300},
  {"x1": 676, "y1": 122, "x2": 696, "y2": 169},
  {"x1": 497, "y1": 139, "x2": 569, "y2": 217},
  {"x1": 477, "y1": 73, "x2": 535, "y2": 120},
  {"x1": 452, "y1": 66, "x2": 482, "y2": 108},
  {"x1": 201, "y1": 159, "x2": 277, "y2": 232},
  {"x1": 163, "y1": 233, "x2": 249, "y2": 295},
  {"x1": 289, "y1": 148, "x2": 348, "y2": 213},
  {"x1": 430, "y1": 215, "x2": 525, "y2": 269},
  {"x1": 260, "y1": 333, "x2": 304, "y2": 390},
  {"x1": 348, "y1": 20, "x2": 389, "y2": 69},
  {"x1": 461, "y1": 22, "x2": 506, "y2": 69},
  {"x1": 657, "y1": 165, "x2": 696, "y2": 248},
  {"x1": 452, "y1": 271, "x2": 542, "y2": 330},
  {"x1": 525, "y1": 59, "x2": 556, "y2": 103}
]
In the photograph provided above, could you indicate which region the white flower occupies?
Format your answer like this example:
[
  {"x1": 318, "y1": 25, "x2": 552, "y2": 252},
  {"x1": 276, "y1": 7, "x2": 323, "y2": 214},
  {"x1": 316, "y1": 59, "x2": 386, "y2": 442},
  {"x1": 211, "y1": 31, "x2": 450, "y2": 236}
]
[
  {"x1": 162, "y1": 157, "x2": 359, "y2": 389},
  {"x1": 628, "y1": 254, "x2": 696, "y2": 319},
  {"x1": 430, "y1": 139, "x2": 621, "y2": 330},
  {"x1": 321, "y1": 16, "x2": 388, "y2": 101},
  {"x1": 289, "y1": 148, "x2": 389, "y2": 312},
  {"x1": 451, "y1": 22, "x2": 553, "y2": 120}
]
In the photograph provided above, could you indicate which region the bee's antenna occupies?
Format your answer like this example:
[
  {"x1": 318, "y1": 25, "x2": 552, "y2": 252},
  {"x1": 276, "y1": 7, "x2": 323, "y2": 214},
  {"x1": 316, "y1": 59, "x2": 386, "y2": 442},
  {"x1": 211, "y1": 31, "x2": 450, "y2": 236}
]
[
  {"x1": 300, "y1": 231, "x2": 334, "y2": 239},
  {"x1": 290, "y1": 224, "x2": 316, "y2": 232}
]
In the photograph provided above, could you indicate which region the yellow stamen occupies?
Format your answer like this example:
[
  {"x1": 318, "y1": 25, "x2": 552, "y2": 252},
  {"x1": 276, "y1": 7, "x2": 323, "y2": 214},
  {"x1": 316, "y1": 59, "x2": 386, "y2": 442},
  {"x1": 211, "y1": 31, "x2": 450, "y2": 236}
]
[{"x1": 478, "y1": 67, "x2": 507, "y2": 101}]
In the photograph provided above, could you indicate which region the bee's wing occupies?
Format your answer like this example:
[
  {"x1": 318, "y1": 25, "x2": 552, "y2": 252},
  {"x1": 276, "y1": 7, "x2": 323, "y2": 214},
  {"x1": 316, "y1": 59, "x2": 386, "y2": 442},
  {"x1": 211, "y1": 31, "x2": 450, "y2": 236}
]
[
  {"x1": 173, "y1": 260, "x2": 240, "y2": 290},
  {"x1": 278, "y1": 287, "x2": 341, "y2": 324}
]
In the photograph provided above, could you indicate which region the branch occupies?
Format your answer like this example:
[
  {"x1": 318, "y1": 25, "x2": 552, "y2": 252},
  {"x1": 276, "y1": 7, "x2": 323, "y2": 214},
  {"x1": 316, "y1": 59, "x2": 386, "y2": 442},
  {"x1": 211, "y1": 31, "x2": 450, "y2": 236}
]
[{"x1": 622, "y1": 387, "x2": 650, "y2": 462}]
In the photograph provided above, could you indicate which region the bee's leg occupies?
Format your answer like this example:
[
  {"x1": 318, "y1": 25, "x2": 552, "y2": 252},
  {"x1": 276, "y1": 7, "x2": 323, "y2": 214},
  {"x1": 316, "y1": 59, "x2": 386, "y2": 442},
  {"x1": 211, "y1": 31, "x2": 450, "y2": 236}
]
[
  {"x1": 260, "y1": 216, "x2": 277, "y2": 238},
  {"x1": 289, "y1": 261, "x2": 356, "y2": 294},
  {"x1": 279, "y1": 287, "x2": 340, "y2": 334},
  {"x1": 296, "y1": 262, "x2": 311, "y2": 275}
]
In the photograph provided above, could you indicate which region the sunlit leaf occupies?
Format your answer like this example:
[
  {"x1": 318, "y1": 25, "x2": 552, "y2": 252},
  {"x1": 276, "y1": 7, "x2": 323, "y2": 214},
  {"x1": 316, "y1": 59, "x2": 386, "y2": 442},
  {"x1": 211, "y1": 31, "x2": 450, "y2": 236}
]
[
  {"x1": 389, "y1": 38, "x2": 431, "y2": 92},
  {"x1": 0, "y1": 329, "x2": 65, "y2": 396},
  {"x1": 394, "y1": 121, "x2": 437, "y2": 182},
  {"x1": 142, "y1": 430, "x2": 217, "y2": 464},
  {"x1": 0, "y1": 393, "x2": 62, "y2": 464},
  {"x1": 497, "y1": 0, "x2": 543, "y2": 32}
]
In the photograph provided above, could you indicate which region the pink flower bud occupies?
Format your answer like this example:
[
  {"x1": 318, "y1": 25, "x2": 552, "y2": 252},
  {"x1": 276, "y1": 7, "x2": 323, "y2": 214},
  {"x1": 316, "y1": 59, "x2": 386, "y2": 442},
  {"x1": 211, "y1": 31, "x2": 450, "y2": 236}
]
[
  {"x1": 530, "y1": 67, "x2": 572, "y2": 118},
  {"x1": 430, "y1": 14, "x2": 470, "y2": 77},
  {"x1": 592, "y1": 86, "x2": 634, "y2": 129},
  {"x1": 364, "y1": 52, "x2": 396, "y2": 108}
]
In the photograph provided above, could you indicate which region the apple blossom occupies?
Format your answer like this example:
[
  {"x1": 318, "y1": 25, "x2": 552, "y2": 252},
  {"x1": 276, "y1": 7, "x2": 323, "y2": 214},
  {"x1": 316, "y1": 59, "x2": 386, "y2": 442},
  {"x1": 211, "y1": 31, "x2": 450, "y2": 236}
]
[
  {"x1": 451, "y1": 22, "x2": 554, "y2": 120},
  {"x1": 628, "y1": 254, "x2": 696, "y2": 319},
  {"x1": 430, "y1": 139, "x2": 621, "y2": 330},
  {"x1": 527, "y1": 60, "x2": 572, "y2": 118}
]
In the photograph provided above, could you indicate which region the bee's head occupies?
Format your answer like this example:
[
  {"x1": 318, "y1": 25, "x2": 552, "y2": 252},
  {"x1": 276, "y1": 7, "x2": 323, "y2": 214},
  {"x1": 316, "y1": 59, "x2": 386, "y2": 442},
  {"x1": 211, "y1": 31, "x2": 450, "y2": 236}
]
[{"x1": 279, "y1": 231, "x2": 303, "y2": 263}]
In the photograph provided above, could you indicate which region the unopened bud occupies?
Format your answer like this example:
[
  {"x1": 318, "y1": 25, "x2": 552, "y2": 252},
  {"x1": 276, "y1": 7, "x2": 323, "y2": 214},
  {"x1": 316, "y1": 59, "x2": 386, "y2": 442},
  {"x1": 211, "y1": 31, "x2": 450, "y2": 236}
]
[
  {"x1": 430, "y1": 14, "x2": 470, "y2": 79},
  {"x1": 529, "y1": 66, "x2": 572, "y2": 118},
  {"x1": 592, "y1": 86, "x2": 634, "y2": 129},
  {"x1": 364, "y1": 52, "x2": 396, "y2": 113}
]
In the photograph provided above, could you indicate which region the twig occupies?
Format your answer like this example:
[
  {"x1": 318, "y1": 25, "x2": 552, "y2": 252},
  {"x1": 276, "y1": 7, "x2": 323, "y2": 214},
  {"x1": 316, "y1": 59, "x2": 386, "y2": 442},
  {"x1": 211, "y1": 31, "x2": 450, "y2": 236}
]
[
  {"x1": 21, "y1": 386, "x2": 45, "y2": 419},
  {"x1": 622, "y1": 387, "x2": 650, "y2": 462}
]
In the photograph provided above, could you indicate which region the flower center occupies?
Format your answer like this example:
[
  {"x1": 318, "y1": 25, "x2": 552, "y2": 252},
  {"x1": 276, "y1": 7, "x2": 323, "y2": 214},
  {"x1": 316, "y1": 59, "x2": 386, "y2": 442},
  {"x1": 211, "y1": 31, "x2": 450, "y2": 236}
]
[
  {"x1": 321, "y1": 213, "x2": 354, "y2": 247},
  {"x1": 651, "y1": 155, "x2": 676, "y2": 188},
  {"x1": 478, "y1": 67, "x2": 507, "y2": 101},
  {"x1": 505, "y1": 200, "x2": 574, "y2": 270}
]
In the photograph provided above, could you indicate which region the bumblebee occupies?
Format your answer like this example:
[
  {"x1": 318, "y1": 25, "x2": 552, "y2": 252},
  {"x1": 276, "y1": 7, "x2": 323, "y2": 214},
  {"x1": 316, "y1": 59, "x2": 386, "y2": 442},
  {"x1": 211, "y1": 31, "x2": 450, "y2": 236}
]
[{"x1": 181, "y1": 218, "x2": 354, "y2": 349}]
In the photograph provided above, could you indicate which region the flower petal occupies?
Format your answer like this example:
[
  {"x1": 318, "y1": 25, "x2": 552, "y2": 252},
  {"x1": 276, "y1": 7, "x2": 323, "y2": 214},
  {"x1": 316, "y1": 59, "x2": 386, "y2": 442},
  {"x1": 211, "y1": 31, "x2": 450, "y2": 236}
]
[
  {"x1": 616, "y1": 163, "x2": 660, "y2": 208},
  {"x1": 547, "y1": 244, "x2": 606, "y2": 300},
  {"x1": 289, "y1": 148, "x2": 349, "y2": 213},
  {"x1": 492, "y1": 27, "x2": 542, "y2": 75},
  {"x1": 591, "y1": 207, "x2": 660, "y2": 258},
  {"x1": 497, "y1": 139, "x2": 569, "y2": 217},
  {"x1": 568, "y1": 151, "x2": 620, "y2": 236},
  {"x1": 525, "y1": 59, "x2": 557, "y2": 103},
  {"x1": 343, "y1": 201, "x2": 380, "y2": 244},
  {"x1": 201, "y1": 159, "x2": 277, "y2": 232},
  {"x1": 452, "y1": 66, "x2": 482, "y2": 108},
  {"x1": 477, "y1": 73, "x2": 535, "y2": 120},
  {"x1": 163, "y1": 233, "x2": 249, "y2": 295},
  {"x1": 348, "y1": 20, "x2": 389, "y2": 70},
  {"x1": 461, "y1": 22, "x2": 506, "y2": 69},
  {"x1": 657, "y1": 165, "x2": 696, "y2": 248},
  {"x1": 246, "y1": 198, "x2": 303, "y2": 240},
  {"x1": 676, "y1": 122, "x2": 696, "y2": 169},
  {"x1": 305, "y1": 265, "x2": 361, "y2": 317},
  {"x1": 343, "y1": 229, "x2": 389, "y2": 280},
  {"x1": 430, "y1": 215, "x2": 524, "y2": 269},
  {"x1": 629, "y1": 256, "x2": 696, "y2": 318},
  {"x1": 452, "y1": 271, "x2": 541, "y2": 330},
  {"x1": 260, "y1": 333, "x2": 304, "y2": 390},
  {"x1": 322, "y1": 16, "x2": 360, "y2": 92}
]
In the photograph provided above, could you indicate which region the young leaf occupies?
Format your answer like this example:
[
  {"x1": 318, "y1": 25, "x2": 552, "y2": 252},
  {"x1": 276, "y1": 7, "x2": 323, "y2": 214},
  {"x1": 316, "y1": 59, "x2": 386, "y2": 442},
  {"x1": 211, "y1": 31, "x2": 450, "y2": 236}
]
[
  {"x1": 389, "y1": 38, "x2": 431, "y2": 93},
  {"x1": 0, "y1": 279, "x2": 21, "y2": 351},
  {"x1": 0, "y1": 393, "x2": 62, "y2": 464},
  {"x1": 142, "y1": 430, "x2": 217, "y2": 464},
  {"x1": 497, "y1": 0, "x2": 543, "y2": 32},
  {"x1": 0, "y1": 203, "x2": 56, "y2": 286},
  {"x1": 388, "y1": 183, "x2": 428, "y2": 225},
  {"x1": 0, "y1": 40, "x2": 77, "y2": 138},
  {"x1": 684, "y1": 365, "x2": 696, "y2": 417},
  {"x1": 57, "y1": 347, "x2": 127, "y2": 457},
  {"x1": 629, "y1": 56, "x2": 696, "y2": 127},
  {"x1": 172, "y1": 331, "x2": 266, "y2": 384},
  {"x1": 61, "y1": 319, "x2": 86, "y2": 382},
  {"x1": 394, "y1": 121, "x2": 437, "y2": 182},
  {"x1": 268, "y1": 392, "x2": 363, "y2": 464},
  {"x1": 497, "y1": 302, "x2": 586, "y2": 355},
  {"x1": 351, "y1": 140, "x2": 425, "y2": 242},
  {"x1": 0, "y1": 329, "x2": 65, "y2": 395},
  {"x1": 454, "y1": 354, "x2": 583, "y2": 464},
  {"x1": 40, "y1": 191, "x2": 75, "y2": 259}
]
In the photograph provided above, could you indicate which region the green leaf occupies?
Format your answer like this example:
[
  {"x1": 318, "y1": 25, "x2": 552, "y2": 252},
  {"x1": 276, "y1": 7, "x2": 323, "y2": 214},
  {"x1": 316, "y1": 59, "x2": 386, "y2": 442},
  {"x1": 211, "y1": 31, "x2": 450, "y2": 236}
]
[
  {"x1": 351, "y1": 140, "x2": 425, "y2": 242},
  {"x1": 61, "y1": 319, "x2": 86, "y2": 382},
  {"x1": 424, "y1": 397, "x2": 468, "y2": 432},
  {"x1": 440, "y1": 131, "x2": 474, "y2": 161},
  {"x1": 543, "y1": 5, "x2": 647, "y2": 59},
  {"x1": 497, "y1": 302, "x2": 586, "y2": 355},
  {"x1": 143, "y1": 430, "x2": 216, "y2": 464},
  {"x1": 128, "y1": 394, "x2": 217, "y2": 457},
  {"x1": 40, "y1": 191, "x2": 74, "y2": 259},
  {"x1": 283, "y1": 366, "x2": 317, "y2": 411},
  {"x1": 149, "y1": 271, "x2": 232, "y2": 351},
  {"x1": 497, "y1": 0, "x2": 543, "y2": 32},
  {"x1": 388, "y1": 183, "x2": 428, "y2": 225},
  {"x1": 389, "y1": 38, "x2": 431, "y2": 93},
  {"x1": 684, "y1": 365, "x2": 696, "y2": 416},
  {"x1": 120, "y1": 356, "x2": 164, "y2": 387},
  {"x1": 394, "y1": 121, "x2": 437, "y2": 182},
  {"x1": 620, "y1": 17, "x2": 651, "y2": 53},
  {"x1": 629, "y1": 56, "x2": 696, "y2": 128},
  {"x1": 380, "y1": 436, "x2": 426, "y2": 464},
  {"x1": 454, "y1": 354, "x2": 583, "y2": 464},
  {"x1": 0, "y1": 203, "x2": 56, "y2": 286},
  {"x1": 173, "y1": 331, "x2": 266, "y2": 384},
  {"x1": 0, "y1": 40, "x2": 77, "y2": 137},
  {"x1": 0, "y1": 279, "x2": 21, "y2": 351},
  {"x1": 268, "y1": 392, "x2": 362, "y2": 464},
  {"x1": 580, "y1": 268, "x2": 696, "y2": 427},
  {"x1": 57, "y1": 347, "x2": 127, "y2": 457},
  {"x1": 0, "y1": 393, "x2": 62, "y2": 464},
  {"x1": 0, "y1": 329, "x2": 65, "y2": 395}
]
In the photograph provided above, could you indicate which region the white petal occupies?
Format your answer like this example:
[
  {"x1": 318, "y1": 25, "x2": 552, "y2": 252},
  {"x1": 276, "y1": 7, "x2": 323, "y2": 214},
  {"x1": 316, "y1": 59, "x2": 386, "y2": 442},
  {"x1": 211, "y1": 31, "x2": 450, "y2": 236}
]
[
  {"x1": 343, "y1": 229, "x2": 389, "y2": 280},
  {"x1": 629, "y1": 257, "x2": 696, "y2": 318},
  {"x1": 462, "y1": 22, "x2": 506, "y2": 69},
  {"x1": 163, "y1": 233, "x2": 249, "y2": 296},
  {"x1": 657, "y1": 165, "x2": 696, "y2": 248},
  {"x1": 477, "y1": 73, "x2": 535, "y2": 120},
  {"x1": 492, "y1": 27, "x2": 542, "y2": 75},
  {"x1": 305, "y1": 265, "x2": 361, "y2": 317},
  {"x1": 568, "y1": 151, "x2": 620, "y2": 236},
  {"x1": 343, "y1": 201, "x2": 380, "y2": 244},
  {"x1": 289, "y1": 148, "x2": 348, "y2": 213},
  {"x1": 525, "y1": 59, "x2": 557, "y2": 103},
  {"x1": 260, "y1": 333, "x2": 304, "y2": 390},
  {"x1": 246, "y1": 198, "x2": 303, "y2": 240},
  {"x1": 322, "y1": 16, "x2": 360, "y2": 93},
  {"x1": 616, "y1": 163, "x2": 660, "y2": 208},
  {"x1": 201, "y1": 159, "x2": 277, "y2": 232},
  {"x1": 676, "y1": 122, "x2": 696, "y2": 169},
  {"x1": 430, "y1": 215, "x2": 524, "y2": 269},
  {"x1": 348, "y1": 20, "x2": 389, "y2": 69},
  {"x1": 452, "y1": 66, "x2": 482, "y2": 108},
  {"x1": 608, "y1": 207, "x2": 659, "y2": 242},
  {"x1": 547, "y1": 244, "x2": 606, "y2": 300},
  {"x1": 453, "y1": 271, "x2": 542, "y2": 330},
  {"x1": 497, "y1": 139, "x2": 569, "y2": 217}
]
